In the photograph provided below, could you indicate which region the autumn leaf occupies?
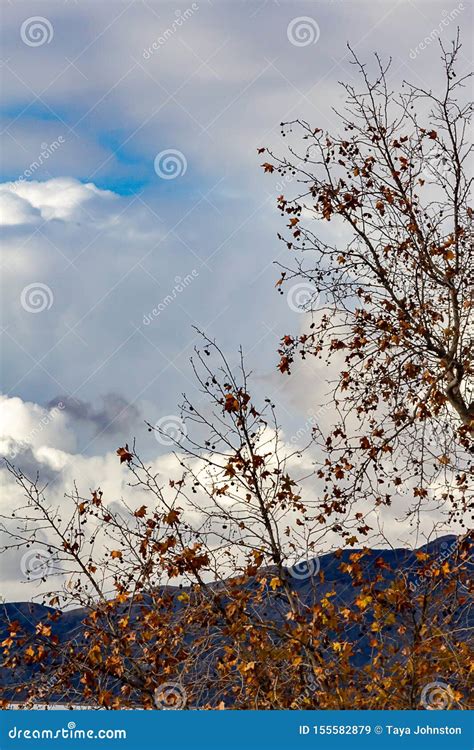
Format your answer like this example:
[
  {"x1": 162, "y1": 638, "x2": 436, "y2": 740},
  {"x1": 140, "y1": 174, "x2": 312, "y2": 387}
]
[
  {"x1": 117, "y1": 445, "x2": 132, "y2": 464},
  {"x1": 224, "y1": 393, "x2": 240, "y2": 413},
  {"x1": 242, "y1": 661, "x2": 256, "y2": 672},
  {"x1": 278, "y1": 355, "x2": 290, "y2": 374},
  {"x1": 355, "y1": 594, "x2": 372, "y2": 610},
  {"x1": 87, "y1": 644, "x2": 102, "y2": 666},
  {"x1": 163, "y1": 508, "x2": 180, "y2": 525},
  {"x1": 35, "y1": 623, "x2": 52, "y2": 638},
  {"x1": 415, "y1": 551, "x2": 430, "y2": 561}
]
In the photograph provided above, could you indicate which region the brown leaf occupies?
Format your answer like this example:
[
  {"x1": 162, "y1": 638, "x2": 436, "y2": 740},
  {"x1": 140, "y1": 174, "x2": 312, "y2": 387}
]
[{"x1": 117, "y1": 445, "x2": 132, "y2": 464}]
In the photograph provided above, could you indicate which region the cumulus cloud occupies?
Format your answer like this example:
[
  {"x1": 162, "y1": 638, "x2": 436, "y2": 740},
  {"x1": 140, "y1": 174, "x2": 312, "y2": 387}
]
[
  {"x1": 0, "y1": 178, "x2": 117, "y2": 225},
  {"x1": 0, "y1": 190, "x2": 42, "y2": 226},
  {"x1": 0, "y1": 393, "x2": 75, "y2": 456}
]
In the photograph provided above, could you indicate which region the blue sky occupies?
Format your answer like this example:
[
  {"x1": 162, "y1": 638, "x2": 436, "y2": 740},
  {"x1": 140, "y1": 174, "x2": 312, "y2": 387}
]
[{"x1": 0, "y1": 0, "x2": 471, "y2": 597}]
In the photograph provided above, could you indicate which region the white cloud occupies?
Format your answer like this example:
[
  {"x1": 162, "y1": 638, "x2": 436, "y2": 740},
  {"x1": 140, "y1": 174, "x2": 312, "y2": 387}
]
[
  {"x1": 0, "y1": 393, "x2": 75, "y2": 455},
  {"x1": 0, "y1": 190, "x2": 41, "y2": 226},
  {"x1": 0, "y1": 178, "x2": 117, "y2": 225}
]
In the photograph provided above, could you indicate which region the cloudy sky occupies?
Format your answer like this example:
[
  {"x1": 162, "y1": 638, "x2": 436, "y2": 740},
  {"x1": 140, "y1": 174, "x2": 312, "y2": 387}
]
[{"x1": 0, "y1": 0, "x2": 471, "y2": 599}]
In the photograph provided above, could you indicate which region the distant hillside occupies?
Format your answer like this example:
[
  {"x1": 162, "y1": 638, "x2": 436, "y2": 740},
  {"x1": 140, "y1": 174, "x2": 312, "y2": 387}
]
[{"x1": 1, "y1": 534, "x2": 472, "y2": 707}]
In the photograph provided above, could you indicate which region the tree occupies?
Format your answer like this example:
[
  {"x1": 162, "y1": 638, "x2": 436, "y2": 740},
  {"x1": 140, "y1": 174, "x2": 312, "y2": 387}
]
[
  {"x1": 261, "y1": 36, "x2": 472, "y2": 531},
  {"x1": 1, "y1": 39, "x2": 472, "y2": 711},
  {"x1": 1, "y1": 338, "x2": 472, "y2": 709}
]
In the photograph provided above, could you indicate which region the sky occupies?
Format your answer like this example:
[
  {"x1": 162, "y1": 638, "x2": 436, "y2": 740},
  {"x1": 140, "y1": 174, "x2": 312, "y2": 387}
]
[{"x1": 0, "y1": 0, "x2": 471, "y2": 599}]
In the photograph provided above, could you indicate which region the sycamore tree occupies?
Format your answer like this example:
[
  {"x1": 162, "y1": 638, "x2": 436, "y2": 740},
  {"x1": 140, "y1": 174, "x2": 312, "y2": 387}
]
[
  {"x1": 1, "y1": 338, "x2": 471, "y2": 710},
  {"x1": 0, "y1": 39, "x2": 472, "y2": 710},
  {"x1": 1, "y1": 362, "x2": 472, "y2": 710},
  {"x1": 261, "y1": 36, "x2": 472, "y2": 531}
]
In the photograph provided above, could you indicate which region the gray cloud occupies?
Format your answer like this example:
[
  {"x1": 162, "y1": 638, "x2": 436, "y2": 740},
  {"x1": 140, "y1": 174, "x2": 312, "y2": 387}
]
[{"x1": 47, "y1": 393, "x2": 141, "y2": 435}]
